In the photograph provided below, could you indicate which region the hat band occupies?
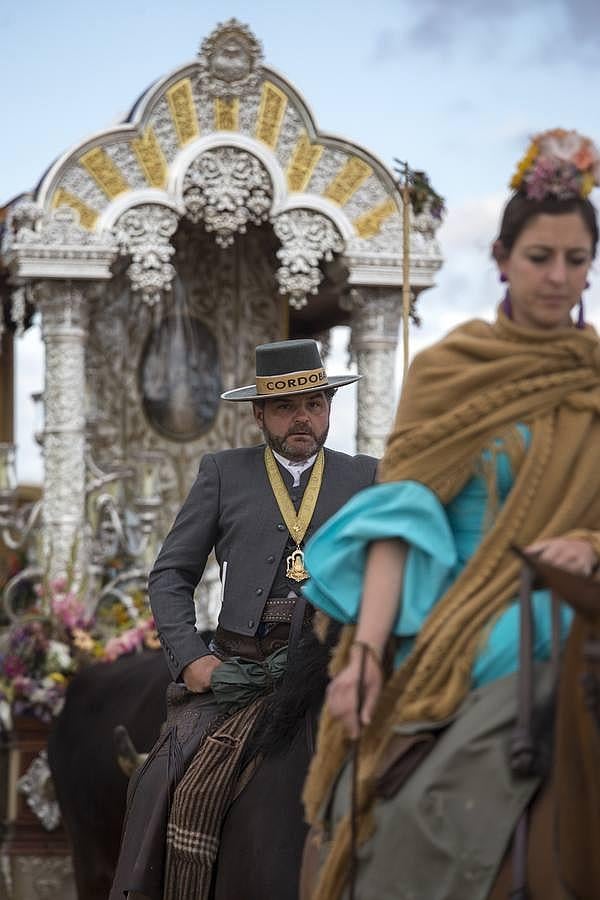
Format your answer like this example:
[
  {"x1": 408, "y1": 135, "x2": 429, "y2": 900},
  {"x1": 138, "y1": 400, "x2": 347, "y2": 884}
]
[{"x1": 255, "y1": 367, "x2": 328, "y2": 396}]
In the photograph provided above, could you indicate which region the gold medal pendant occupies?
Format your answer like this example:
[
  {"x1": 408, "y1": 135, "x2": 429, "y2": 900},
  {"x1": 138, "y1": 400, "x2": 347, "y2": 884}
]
[
  {"x1": 264, "y1": 446, "x2": 324, "y2": 586},
  {"x1": 286, "y1": 546, "x2": 309, "y2": 583}
]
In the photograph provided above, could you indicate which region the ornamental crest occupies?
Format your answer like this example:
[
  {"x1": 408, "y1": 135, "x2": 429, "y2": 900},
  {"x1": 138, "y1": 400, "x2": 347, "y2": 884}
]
[
  {"x1": 114, "y1": 204, "x2": 179, "y2": 307},
  {"x1": 182, "y1": 147, "x2": 272, "y2": 248},
  {"x1": 273, "y1": 210, "x2": 344, "y2": 309},
  {"x1": 197, "y1": 18, "x2": 264, "y2": 97}
]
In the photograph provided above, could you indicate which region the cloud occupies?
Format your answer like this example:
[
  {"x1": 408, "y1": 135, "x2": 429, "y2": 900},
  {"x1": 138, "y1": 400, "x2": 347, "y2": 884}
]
[
  {"x1": 438, "y1": 190, "x2": 506, "y2": 252},
  {"x1": 373, "y1": 0, "x2": 600, "y2": 64},
  {"x1": 557, "y1": 0, "x2": 600, "y2": 43},
  {"x1": 372, "y1": 0, "x2": 522, "y2": 62}
]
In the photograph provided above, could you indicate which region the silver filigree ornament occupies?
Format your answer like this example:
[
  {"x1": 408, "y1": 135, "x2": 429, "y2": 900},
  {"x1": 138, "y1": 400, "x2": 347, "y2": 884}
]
[
  {"x1": 349, "y1": 287, "x2": 403, "y2": 457},
  {"x1": 1, "y1": 198, "x2": 42, "y2": 255},
  {"x1": 114, "y1": 205, "x2": 179, "y2": 307},
  {"x1": 17, "y1": 749, "x2": 61, "y2": 831},
  {"x1": 2, "y1": 205, "x2": 117, "y2": 292},
  {"x1": 17, "y1": 205, "x2": 99, "y2": 248},
  {"x1": 10, "y1": 285, "x2": 28, "y2": 337},
  {"x1": 197, "y1": 18, "x2": 264, "y2": 97},
  {"x1": 182, "y1": 148, "x2": 273, "y2": 248},
  {"x1": 272, "y1": 209, "x2": 344, "y2": 309}
]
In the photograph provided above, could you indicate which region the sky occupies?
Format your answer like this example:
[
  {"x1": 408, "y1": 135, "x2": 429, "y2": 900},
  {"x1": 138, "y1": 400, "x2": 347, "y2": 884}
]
[{"x1": 2, "y1": 0, "x2": 599, "y2": 482}]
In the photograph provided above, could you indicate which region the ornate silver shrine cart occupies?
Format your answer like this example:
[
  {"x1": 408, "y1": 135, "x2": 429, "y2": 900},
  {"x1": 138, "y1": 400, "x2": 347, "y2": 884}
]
[{"x1": 0, "y1": 20, "x2": 442, "y2": 899}]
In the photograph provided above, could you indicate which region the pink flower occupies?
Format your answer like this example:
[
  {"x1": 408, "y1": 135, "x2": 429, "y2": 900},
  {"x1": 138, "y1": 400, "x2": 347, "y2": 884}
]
[
  {"x1": 2, "y1": 654, "x2": 26, "y2": 678},
  {"x1": 103, "y1": 627, "x2": 144, "y2": 662},
  {"x1": 51, "y1": 593, "x2": 92, "y2": 631},
  {"x1": 50, "y1": 577, "x2": 68, "y2": 594}
]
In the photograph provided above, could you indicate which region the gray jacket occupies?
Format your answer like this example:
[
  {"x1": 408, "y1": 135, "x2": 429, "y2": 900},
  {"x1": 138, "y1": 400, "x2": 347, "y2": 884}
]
[{"x1": 149, "y1": 444, "x2": 377, "y2": 680}]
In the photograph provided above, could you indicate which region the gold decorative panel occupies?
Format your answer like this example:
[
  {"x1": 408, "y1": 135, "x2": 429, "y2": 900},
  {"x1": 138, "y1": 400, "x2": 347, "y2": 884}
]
[
  {"x1": 255, "y1": 81, "x2": 287, "y2": 149},
  {"x1": 166, "y1": 78, "x2": 200, "y2": 146},
  {"x1": 131, "y1": 128, "x2": 168, "y2": 189},
  {"x1": 354, "y1": 197, "x2": 398, "y2": 238},
  {"x1": 323, "y1": 157, "x2": 373, "y2": 206},
  {"x1": 51, "y1": 189, "x2": 99, "y2": 230},
  {"x1": 286, "y1": 133, "x2": 324, "y2": 192},
  {"x1": 214, "y1": 97, "x2": 239, "y2": 132},
  {"x1": 79, "y1": 148, "x2": 130, "y2": 199}
]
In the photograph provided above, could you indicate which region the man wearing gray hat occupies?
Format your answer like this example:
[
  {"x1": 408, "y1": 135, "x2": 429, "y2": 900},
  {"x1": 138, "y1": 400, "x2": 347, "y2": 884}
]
[
  {"x1": 110, "y1": 338, "x2": 377, "y2": 900},
  {"x1": 150, "y1": 337, "x2": 376, "y2": 690}
]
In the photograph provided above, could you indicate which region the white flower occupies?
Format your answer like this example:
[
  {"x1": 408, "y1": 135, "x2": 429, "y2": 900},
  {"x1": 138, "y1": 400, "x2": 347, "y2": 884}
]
[
  {"x1": 538, "y1": 130, "x2": 582, "y2": 163},
  {"x1": 0, "y1": 699, "x2": 12, "y2": 733},
  {"x1": 46, "y1": 640, "x2": 73, "y2": 672}
]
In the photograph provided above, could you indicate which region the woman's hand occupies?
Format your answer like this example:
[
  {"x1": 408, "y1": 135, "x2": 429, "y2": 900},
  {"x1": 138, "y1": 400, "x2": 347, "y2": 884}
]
[
  {"x1": 525, "y1": 537, "x2": 599, "y2": 577},
  {"x1": 326, "y1": 643, "x2": 383, "y2": 740}
]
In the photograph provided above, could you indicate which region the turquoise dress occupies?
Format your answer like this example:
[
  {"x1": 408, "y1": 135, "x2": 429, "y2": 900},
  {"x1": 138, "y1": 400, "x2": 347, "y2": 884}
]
[{"x1": 304, "y1": 427, "x2": 572, "y2": 687}]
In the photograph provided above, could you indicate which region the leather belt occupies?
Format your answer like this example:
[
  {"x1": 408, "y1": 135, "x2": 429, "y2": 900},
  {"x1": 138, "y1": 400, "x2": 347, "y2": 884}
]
[
  {"x1": 212, "y1": 624, "x2": 290, "y2": 662},
  {"x1": 261, "y1": 596, "x2": 307, "y2": 623},
  {"x1": 211, "y1": 596, "x2": 313, "y2": 662}
]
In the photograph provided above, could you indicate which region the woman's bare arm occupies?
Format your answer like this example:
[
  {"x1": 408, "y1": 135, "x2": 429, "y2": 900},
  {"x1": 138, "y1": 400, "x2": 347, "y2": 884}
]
[{"x1": 326, "y1": 538, "x2": 407, "y2": 738}]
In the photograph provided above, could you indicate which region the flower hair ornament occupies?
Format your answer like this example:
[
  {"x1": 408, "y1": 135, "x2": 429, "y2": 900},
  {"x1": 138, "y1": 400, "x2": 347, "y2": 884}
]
[{"x1": 510, "y1": 128, "x2": 600, "y2": 201}]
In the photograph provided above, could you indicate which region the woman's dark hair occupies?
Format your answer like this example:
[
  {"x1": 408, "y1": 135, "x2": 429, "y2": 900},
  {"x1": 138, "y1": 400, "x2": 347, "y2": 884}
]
[{"x1": 496, "y1": 193, "x2": 599, "y2": 258}]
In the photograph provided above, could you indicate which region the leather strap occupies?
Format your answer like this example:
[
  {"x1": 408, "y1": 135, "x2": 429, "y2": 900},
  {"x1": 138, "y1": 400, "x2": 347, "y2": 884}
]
[
  {"x1": 550, "y1": 590, "x2": 562, "y2": 684},
  {"x1": 510, "y1": 562, "x2": 536, "y2": 900},
  {"x1": 349, "y1": 643, "x2": 368, "y2": 900},
  {"x1": 288, "y1": 594, "x2": 305, "y2": 655},
  {"x1": 511, "y1": 812, "x2": 530, "y2": 900},
  {"x1": 261, "y1": 597, "x2": 303, "y2": 623},
  {"x1": 512, "y1": 564, "x2": 536, "y2": 778}
]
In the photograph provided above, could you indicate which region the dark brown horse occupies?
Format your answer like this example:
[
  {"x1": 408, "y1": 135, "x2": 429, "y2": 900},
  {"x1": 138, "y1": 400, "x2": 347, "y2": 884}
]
[
  {"x1": 47, "y1": 627, "x2": 334, "y2": 900},
  {"x1": 47, "y1": 650, "x2": 171, "y2": 900}
]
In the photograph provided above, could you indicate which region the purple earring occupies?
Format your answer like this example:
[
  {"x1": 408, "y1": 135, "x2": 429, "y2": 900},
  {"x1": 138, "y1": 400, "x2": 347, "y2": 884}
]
[
  {"x1": 502, "y1": 290, "x2": 513, "y2": 319},
  {"x1": 577, "y1": 297, "x2": 585, "y2": 329},
  {"x1": 585, "y1": 280, "x2": 590, "y2": 289},
  {"x1": 499, "y1": 273, "x2": 507, "y2": 283}
]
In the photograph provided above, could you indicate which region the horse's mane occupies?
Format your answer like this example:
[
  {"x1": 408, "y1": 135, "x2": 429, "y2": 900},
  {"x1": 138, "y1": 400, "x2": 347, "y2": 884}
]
[{"x1": 244, "y1": 621, "x2": 341, "y2": 761}]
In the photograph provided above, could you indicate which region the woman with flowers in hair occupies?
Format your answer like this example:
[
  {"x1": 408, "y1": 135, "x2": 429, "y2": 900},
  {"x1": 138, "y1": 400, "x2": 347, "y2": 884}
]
[{"x1": 300, "y1": 129, "x2": 600, "y2": 900}]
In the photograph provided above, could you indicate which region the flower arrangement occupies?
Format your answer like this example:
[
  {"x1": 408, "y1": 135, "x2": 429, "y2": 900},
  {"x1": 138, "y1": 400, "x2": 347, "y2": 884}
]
[
  {"x1": 510, "y1": 128, "x2": 600, "y2": 201},
  {"x1": 0, "y1": 576, "x2": 160, "y2": 729}
]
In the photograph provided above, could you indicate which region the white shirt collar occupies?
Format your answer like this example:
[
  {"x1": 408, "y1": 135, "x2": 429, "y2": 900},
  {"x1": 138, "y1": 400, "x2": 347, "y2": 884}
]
[{"x1": 272, "y1": 449, "x2": 318, "y2": 487}]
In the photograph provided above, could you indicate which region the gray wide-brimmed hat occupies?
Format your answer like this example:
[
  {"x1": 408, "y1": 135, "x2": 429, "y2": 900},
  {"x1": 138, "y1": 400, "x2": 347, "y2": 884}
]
[{"x1": 221, "y1": 339, "x2": 360, "y2": 402}]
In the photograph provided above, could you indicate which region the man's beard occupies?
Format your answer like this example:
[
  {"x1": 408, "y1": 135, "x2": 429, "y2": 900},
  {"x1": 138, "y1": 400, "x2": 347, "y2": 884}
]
[{"x1": 262, "y1": 423, "x2": 329, "y2": 461}]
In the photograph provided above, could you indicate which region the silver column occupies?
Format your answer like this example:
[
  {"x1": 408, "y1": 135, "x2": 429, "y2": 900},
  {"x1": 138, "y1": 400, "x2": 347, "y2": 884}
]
[
  {"x1": 349, "y1": 287, "x2": 403, "y2": 458},
  {"x1": 38, "y1": 282, "x2": 89, "y2": 582}
]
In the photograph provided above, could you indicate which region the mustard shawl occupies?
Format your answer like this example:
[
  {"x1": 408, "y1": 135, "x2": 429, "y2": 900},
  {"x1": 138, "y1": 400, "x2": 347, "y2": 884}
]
[{"x1": 304, "y1": 309, "x2": 600, "y2": 900}]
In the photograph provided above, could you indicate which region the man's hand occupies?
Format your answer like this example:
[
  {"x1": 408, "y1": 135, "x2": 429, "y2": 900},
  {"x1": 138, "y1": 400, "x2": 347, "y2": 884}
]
[
  {"x1": 526, "y1": 537, "x2": 599, "y2": 577},
  {"x1": 182, "y1": 655, "x2": 222, "y2": 693}
]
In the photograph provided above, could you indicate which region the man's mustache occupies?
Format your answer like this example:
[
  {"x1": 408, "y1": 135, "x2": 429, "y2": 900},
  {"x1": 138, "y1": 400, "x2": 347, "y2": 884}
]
[{"x1": 286, "y1": 427, "x2": 316, "y2": 437}]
